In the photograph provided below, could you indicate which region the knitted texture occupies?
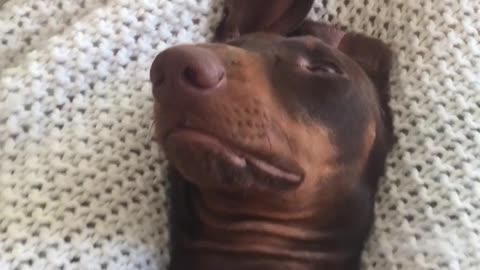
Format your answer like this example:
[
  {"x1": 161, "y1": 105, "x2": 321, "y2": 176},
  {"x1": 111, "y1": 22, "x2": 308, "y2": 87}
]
[{"x1": 1, "y1": 0, "x2": 479, "y2": 269}]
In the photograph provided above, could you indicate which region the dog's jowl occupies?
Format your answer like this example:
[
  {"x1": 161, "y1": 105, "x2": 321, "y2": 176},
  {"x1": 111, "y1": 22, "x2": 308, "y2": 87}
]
[{"x1": 150, "y1": 1, "x2": 394, "y2": 269}]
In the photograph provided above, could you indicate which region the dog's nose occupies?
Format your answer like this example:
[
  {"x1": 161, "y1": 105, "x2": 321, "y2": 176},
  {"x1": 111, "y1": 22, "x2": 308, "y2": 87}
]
[{"x1": 150, "y1": 46, "x2": 226, "y2": 96}]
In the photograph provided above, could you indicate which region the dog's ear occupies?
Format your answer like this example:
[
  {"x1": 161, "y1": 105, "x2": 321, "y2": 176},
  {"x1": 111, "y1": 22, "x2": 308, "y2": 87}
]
[
  {"x1": 295, "y1": 21, "x2": 394, "y2": 146},
  {"x1": 214, "y1": 0, "x2": 314, "y2": 41},
  {"x1": 339, "y1": 31, "x2": 394, "y2": 148}
]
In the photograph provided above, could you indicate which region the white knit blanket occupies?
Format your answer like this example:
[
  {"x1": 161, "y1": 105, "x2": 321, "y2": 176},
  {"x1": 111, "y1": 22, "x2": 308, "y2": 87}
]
[{"x1": 1, "y1": 0, "x2": 479, "y2": 269}]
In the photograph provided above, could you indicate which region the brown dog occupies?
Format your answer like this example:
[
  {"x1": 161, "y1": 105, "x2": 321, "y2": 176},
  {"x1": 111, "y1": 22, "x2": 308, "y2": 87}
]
[{"x1": 150, "y1": 1, "x2": 394, "y2": 269}]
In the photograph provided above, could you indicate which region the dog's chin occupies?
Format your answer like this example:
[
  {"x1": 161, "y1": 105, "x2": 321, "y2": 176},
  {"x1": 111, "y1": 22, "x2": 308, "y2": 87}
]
[{"x1": 163, "y1": 129, "x2": 304, "y2": 192}]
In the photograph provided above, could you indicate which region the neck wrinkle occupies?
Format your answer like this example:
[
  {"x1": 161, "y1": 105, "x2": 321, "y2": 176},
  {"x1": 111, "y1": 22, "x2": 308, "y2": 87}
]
[{"x1": 176, "y1": 188, "x2": 359, "y2": 267}]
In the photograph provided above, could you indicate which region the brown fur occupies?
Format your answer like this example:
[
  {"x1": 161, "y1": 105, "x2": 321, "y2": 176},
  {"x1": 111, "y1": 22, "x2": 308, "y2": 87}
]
[{"x1": 150, "y1": 1, "x2": 394, "y2": 269}]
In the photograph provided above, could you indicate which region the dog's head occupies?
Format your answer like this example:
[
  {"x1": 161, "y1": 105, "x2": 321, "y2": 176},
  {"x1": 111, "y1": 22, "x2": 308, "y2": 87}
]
[{"x1": 150, "y1": 0, "x2": 394, "y2": 198}]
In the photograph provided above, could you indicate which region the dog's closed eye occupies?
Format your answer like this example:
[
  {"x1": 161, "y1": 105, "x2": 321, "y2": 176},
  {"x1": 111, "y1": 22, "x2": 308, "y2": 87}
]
[
  {"x1": 297, "y1": 58, "x2": 343, "y2": 75},
  {"x1": 306, "y1": 62, "x2": 342, "y2": 75}
]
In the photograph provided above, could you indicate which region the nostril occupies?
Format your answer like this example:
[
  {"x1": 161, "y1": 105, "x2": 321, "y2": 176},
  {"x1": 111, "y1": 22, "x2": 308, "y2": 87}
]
[
  {"x1": 182, "y1": 64, "x2": 225, "y2": 90},
  {"x1": 183, "y1": 67, "x2": 200, "y2": 87},
  {"x1": 152, "y1": 70, "x2": 165, "y2": 85}
]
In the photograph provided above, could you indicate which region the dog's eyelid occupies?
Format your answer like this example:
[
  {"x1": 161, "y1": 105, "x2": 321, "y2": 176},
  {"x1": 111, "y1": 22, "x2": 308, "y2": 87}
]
[{"x1": 303, "y1": 59, "x2": 344, "y2": 75}]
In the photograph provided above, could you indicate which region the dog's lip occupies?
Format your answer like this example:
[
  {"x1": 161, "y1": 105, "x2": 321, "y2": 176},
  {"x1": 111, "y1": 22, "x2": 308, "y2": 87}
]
[{"x1": 164, "y1": 128, "x2": 304, "y2": 186}]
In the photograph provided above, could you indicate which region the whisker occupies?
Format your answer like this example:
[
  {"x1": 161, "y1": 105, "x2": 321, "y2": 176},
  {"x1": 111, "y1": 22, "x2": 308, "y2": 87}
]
[
  {"x1": 277, "y1": 121, "x2": 294, "y2": 154},
  {"x1": 148, "y1": 119, "x2": 158, "y2": 143},
  {"x1": 263, "y1": 116, "x2": 273, "y2": 153}
]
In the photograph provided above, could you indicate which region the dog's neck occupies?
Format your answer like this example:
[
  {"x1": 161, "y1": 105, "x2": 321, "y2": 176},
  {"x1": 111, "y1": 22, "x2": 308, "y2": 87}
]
[{"x1": 168, "y1": 169, "x2": 372, "y2": 270}]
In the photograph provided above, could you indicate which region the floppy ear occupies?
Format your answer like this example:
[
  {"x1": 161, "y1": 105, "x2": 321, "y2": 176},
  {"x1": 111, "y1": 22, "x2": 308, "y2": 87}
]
[
  {"x1": 295, "y1": 21, "x2": 394, "y2": 146},
  {"x1": 338, "y1": 31, "x2": 394, "y2": 148},
  {"x1": 214, "y1": 0, "x2": 314, "y2": 41}
]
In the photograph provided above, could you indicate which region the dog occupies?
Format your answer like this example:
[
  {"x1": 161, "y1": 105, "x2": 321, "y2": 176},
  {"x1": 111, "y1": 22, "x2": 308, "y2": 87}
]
[{"x1": 150, "y1": 0, "x2": 394, "y2": 269}]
